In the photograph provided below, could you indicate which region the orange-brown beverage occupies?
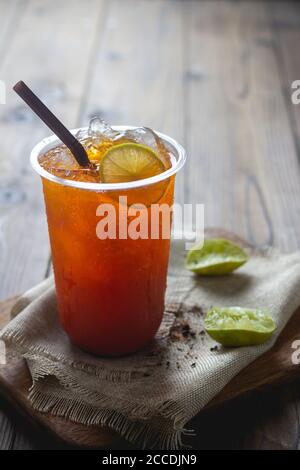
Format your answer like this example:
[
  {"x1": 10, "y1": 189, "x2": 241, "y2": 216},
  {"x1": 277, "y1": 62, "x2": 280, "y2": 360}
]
[{"x1": 31, "y1": 124, "x2": 185, "y2": 356}]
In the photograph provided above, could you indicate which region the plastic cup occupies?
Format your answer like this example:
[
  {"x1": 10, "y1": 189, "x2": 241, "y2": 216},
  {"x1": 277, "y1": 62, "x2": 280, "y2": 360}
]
[{"x1": 31, "y1": 127, "x2": 186, "y2": 356}]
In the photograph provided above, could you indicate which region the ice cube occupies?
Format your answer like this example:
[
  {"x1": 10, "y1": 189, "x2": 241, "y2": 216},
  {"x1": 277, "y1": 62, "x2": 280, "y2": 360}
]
[
  {"x1": 42, "y1": 145, "x2": 77, "y2": 170},
  {"x1": 123, "y1": 127, "x2": 172, "y2": 168},
  {"x1": 39, "y1": 143, "x2": 100, "y2": 182},
  {"x1": 75, "y1": 128, "x2": 89, "y2": 141},
  {"x1": 87, "y1": 118, "x2": 172, "y2": 169},
  {"x1": 123, "y1": 127, "x2": 158, "y2": 149},
  {"x1": 88, "y1": 116, "x2": 120, "y2": 141}
]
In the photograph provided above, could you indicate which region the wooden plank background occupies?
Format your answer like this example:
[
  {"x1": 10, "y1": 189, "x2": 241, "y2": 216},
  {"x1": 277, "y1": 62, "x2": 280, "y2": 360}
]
[{"x1": 1, "y1": 0, "x2": 300, "y2": 449}]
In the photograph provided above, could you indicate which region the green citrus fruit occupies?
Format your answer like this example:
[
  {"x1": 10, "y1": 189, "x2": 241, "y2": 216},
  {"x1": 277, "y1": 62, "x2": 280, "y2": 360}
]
[
  {"x1": 204, "y1": 306, "x2": 276, "y2": 347},
  {"x1": 186, "y1": 239, "x2": 248, "y2": 275},
  {"x1": 100, "y1": 142, "x2": 165, "y2": 183}
]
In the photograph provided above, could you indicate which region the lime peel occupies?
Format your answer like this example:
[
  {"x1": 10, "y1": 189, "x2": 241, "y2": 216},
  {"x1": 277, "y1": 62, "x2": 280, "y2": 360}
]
[
  {"x1": 186, "y1": 238, "x2": 248, "y2": 275},
  {"x1": 205, "y1": 306, "x2": 276, "y2": 347}
]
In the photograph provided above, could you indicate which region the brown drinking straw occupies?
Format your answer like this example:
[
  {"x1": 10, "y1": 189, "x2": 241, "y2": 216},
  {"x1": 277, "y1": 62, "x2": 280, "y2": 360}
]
[{"x1": 13, "y1": 81, "x2": 90, "y2": 167}]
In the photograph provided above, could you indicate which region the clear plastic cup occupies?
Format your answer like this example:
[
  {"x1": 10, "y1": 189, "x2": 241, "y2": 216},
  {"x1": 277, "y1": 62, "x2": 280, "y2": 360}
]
[{"x1": 31, "y1": 127, "x2": 186, "y2": 356}]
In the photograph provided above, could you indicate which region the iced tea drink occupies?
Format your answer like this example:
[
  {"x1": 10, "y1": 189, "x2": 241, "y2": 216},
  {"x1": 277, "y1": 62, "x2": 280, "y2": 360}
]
[{"x1": 31, "y1": 122, "x2": 185, "y2": 356}]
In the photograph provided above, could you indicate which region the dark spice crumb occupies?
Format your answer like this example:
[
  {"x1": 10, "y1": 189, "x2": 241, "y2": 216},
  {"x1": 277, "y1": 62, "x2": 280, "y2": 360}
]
[
  {"x1": 190, "y1": 305, "x2": 204, "y2": 316},
  {"x1": 169, "y1": 319, "x2": 196, "y2": 342},
  {"x1": 199, "y1": 330, "x2": 205, "y2": 336},
  {"x1": 182, "y1": 324, "x2": 190, "y2": 337},
  {"x1": 210, "y1": 346, "x2": 218, "y2": 352},
  {"x1": 184, "y1": 354, "x2": 191, "y2": 360},
  {"x1": 191, "y1": 363, "x2": 196, "y2": 368},
  {"x1": 166, "y1": 361, "x2": 170, "y2": 369}
]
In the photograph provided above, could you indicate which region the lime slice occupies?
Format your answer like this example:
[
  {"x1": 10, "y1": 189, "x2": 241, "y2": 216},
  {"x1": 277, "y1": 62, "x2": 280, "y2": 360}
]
[
  {"x1": 205, "y1": 307, "x2": 276, "y2": 347},
  {"x1": 186, "y1": 239, "x2": 248, "y2": 275},
  {"x1": 100, "y1": 142, "x2": 165, "y2": 183}
]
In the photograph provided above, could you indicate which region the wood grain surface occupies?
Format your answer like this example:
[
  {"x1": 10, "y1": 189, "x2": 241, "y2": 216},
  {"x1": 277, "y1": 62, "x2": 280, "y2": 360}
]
[{"x1": 1, "y1": 0, "x2": 300, "y2": 450}]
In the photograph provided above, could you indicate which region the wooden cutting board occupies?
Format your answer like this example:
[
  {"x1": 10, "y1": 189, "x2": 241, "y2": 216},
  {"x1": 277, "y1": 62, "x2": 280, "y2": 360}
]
[{"x1": 1, "y1": 230, "x2": 300, "y2": 448}]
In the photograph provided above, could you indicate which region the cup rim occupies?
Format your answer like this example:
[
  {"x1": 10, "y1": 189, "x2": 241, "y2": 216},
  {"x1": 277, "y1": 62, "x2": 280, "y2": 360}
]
[{"x1": 30, "y1": 126, "x2": 186, "y2": 191}]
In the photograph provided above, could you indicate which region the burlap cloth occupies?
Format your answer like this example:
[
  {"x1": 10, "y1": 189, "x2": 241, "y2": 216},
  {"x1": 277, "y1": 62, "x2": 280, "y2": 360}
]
[{"x1": 1, "y1": 240, "x2": 300, "y2": 449}]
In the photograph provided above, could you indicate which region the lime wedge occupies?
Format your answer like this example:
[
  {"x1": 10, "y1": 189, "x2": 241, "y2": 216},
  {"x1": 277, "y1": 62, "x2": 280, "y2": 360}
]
[
  {"x1": 186, "y1": 239, "x2": 248, "y2": 275},
  {"x1": 205, "y1": 307, "x2": 276, "y2": 347},
  {"x1": 100, "y1": 142, "x2": 165, "y2": 183}
]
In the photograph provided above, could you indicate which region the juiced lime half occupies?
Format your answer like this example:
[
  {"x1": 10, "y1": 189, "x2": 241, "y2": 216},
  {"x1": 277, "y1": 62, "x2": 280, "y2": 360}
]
[
  {"x1": 205, "y1": 307, "x2": 276, "y2": 347},
  {"x1": 186, "y1": 239, "x2": 248, "y2": 275},
  {"x1": 100, "y1": 142, "x2": 165, "y2": 183}
]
